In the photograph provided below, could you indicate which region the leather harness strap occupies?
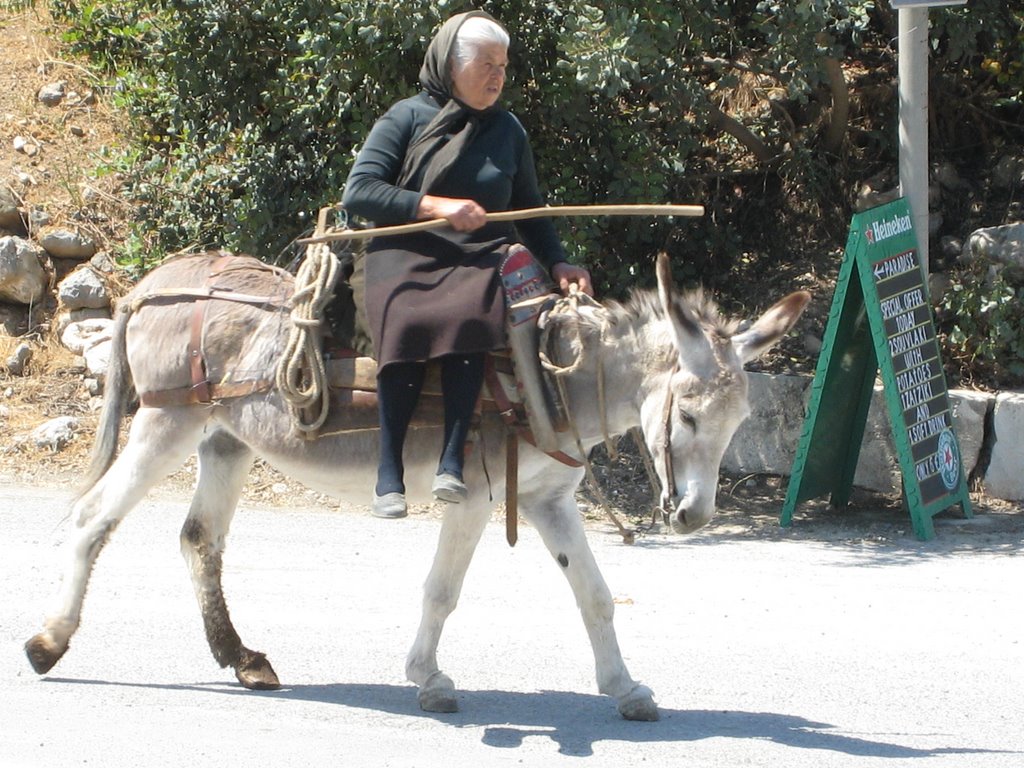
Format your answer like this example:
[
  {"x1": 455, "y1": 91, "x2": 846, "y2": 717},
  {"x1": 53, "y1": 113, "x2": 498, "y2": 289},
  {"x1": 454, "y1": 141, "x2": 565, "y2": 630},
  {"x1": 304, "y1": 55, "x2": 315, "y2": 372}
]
[
  {"x1": 484, "y1": 354, "x2": 521, "y2": 547},
  {"x1": 658, "y1": 366, "x2": 679, "y2": 513},
  {"x1": 138, "y1": 380, "x2": 272, "y2": 408},
  {"x1": 482, "y1": 356, "x2": 583, "y2": 547}
]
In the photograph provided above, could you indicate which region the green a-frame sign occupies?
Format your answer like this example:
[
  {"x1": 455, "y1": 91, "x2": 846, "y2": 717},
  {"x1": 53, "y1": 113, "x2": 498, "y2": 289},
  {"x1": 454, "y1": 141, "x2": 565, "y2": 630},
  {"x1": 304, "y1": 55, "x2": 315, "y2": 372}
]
[{"x1": 781, "y1": 198, "x2": 972, "y2": 540}]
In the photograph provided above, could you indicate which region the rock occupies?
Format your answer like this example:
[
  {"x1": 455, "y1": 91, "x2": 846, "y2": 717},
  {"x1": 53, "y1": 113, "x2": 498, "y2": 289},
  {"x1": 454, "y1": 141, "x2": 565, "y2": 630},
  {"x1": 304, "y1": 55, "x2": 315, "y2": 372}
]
[
  {"x1": 5, "y1": 342, "x2": 32, "y2": 375},
  {"x1": 934, "y1": 162, "x2": 962, "y2": 190},
  {"x1": 31, "y1": 416, "x2": 79, "y2": 452},
  {"x1": 939, "y1": 236, "x2": 962, "y2": 260},
  {"x1": 927, "y1": 272, "x2": 951, "y2": 304},
  {"x1": 89, "y1": 251, "x2": 117, "y2": 273},
  {"x1": 0, "y1": 184, "x2": 24, "y2": 231},
  {"x1": 722, "y1": 373, "x2": 812, "y2": 476},
  {"x1": 802, "y1": 333, "x2": 822, "y2": 356},
  {"x1": 36, "y1": 81, "x2": 66, "y2": 107},
  {"x1": 983, "y1": 392, "x2": 1024, "y2": 501},
  {"x1": 58, "y1": 266, "x2": 110, "y2": 310},
  {"x1": 61, "y1": 317, "x2": 113, "y2": 355},
  {"x1": 961, "y1": 223, "x2": 1024, "y2": 279},
  {"x1": 38, "y1": 226, "x2": 97, "y2": 259},
  {"x1": 51, "y1": 306, "x2": 111, "y2": 338},
  {"x1": 0, "y1": 236, "x2": 49, "y2": 305},
  {"x1": 853, "y1": 385, "x2": 901, "y2": 494},
  {"x1": 949, "y1": 389, "x2": 991, "y2": 482},
  {"x1": 83, "y1": 338, "x2": 111, "y2": 380},
  {"x1": 28, "y1": 209, "x2": 50, "y2": 231},
  {"x1": 992, "y1": 155, "x2": 1024, "y2": 190}
]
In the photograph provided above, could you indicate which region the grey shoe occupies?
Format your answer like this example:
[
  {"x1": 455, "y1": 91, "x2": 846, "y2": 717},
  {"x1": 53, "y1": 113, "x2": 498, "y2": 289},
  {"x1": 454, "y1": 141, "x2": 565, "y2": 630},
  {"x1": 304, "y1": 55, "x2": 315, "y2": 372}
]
[
  {"x1": 432, "y1": 473, "x2": 468, "y2": 503},
  {"x1": 372, "y1": 491, "x2": 408, "y2": 519}
]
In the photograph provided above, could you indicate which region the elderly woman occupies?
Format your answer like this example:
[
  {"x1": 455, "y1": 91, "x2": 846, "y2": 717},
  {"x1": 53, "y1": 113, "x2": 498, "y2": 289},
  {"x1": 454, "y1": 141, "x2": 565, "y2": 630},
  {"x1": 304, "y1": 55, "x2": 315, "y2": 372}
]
[{"x1": 343, "y1": 11, "x2": 592, "y2": 519}]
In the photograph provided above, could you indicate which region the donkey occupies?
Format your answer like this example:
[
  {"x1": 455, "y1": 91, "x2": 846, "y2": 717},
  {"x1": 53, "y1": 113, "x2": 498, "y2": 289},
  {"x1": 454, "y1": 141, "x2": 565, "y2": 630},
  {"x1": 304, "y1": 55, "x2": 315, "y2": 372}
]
[{"x1": 24, "y1": 250, "x2": 808, "y2": 721}]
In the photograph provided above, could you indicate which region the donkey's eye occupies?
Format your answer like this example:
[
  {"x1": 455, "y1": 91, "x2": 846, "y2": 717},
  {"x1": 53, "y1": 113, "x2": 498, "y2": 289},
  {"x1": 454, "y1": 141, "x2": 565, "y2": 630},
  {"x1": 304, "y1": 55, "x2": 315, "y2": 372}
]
[{"x1": 677, "y1": 407, "x2": 697, "y2": 432}]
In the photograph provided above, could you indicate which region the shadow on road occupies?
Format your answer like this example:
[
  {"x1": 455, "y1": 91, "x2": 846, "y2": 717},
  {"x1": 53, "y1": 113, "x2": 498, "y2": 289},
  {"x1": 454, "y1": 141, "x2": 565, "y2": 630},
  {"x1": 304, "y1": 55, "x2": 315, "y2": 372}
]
[{"x1": 42, "y1": 677, "x2": 1016, "y2": 759}]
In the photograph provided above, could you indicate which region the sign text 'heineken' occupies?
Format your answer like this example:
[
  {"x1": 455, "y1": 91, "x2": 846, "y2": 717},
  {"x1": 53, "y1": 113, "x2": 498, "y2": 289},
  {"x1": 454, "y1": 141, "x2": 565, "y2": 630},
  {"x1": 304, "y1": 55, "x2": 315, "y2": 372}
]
[{"x1": 781, "y1": 198, "x2": 971, "y2": 540}]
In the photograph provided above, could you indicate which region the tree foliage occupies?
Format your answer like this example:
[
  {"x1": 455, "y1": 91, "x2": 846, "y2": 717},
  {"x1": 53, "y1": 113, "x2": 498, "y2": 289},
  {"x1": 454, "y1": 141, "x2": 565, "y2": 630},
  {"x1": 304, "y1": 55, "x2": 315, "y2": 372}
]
[{"x1": 46, "y1": 0, "x2": 1022, "y2": 293}]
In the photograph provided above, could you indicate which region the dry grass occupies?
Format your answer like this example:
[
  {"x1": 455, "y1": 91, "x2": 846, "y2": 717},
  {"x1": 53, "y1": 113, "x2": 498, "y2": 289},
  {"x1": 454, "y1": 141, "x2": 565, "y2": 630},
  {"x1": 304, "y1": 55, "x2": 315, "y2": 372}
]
[
  {"x1": 1, "y1": 4, "x2": 134, "y2": 246},
  {"x1": 0, "y1": 334, "x2": 98, "y2": 479}
]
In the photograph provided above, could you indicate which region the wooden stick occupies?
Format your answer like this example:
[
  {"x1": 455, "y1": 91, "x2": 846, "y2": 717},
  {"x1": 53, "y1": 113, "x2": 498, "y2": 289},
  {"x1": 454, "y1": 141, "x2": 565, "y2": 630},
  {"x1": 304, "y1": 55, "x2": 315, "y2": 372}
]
[{"x1": 296, "y1": 203, "x2": 705, "y2": 244}]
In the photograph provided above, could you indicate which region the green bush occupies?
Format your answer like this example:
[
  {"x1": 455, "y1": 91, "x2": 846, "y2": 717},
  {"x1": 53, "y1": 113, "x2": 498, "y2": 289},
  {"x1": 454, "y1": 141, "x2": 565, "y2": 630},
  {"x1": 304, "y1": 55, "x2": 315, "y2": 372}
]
[
  {"x1": 42, "y1": 0, "x2": 1022, "y2": 298},
  {"x1": 938, "y1": 264, "x2": 1024, "y2": 389},
  {"x1": 38, "y1": 1, "x2": 876, "y2": 280}
]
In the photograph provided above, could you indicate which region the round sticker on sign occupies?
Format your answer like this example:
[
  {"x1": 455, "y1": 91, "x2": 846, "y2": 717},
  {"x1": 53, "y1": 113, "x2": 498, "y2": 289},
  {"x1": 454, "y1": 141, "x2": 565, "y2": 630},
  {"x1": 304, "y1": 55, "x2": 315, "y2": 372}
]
[{"x1": 937, "y1": 428, "x2": 961, "y2": 491}]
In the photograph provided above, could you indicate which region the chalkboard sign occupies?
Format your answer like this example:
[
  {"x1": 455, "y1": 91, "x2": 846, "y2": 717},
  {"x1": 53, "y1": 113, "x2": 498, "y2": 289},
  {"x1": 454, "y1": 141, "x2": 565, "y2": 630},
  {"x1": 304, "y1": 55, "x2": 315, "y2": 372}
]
[{"x1": 782, "y1": 198, "x2": 971, "y2": 540}]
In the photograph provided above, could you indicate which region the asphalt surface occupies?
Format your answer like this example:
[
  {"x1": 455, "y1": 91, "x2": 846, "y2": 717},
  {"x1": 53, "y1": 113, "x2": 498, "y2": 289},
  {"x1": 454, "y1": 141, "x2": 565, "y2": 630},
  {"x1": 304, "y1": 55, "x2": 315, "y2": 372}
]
[{"x1": 3, "y1": 482, "x2": 1022, "y2": 768}]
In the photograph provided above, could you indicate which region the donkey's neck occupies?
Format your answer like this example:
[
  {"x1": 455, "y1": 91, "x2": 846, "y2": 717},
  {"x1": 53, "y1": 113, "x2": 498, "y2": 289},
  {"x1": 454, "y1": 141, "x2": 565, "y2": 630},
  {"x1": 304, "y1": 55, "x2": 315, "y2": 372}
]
[{"x1": 551, "y1": 309, "x2": 672, "y2": 449}]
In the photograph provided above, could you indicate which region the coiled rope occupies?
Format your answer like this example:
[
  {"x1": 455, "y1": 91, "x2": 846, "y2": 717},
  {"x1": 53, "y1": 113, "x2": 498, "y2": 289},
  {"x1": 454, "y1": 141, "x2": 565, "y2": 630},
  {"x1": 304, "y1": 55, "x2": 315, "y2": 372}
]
[{"x1": 275, "y1": 212, "x2": 342, "y2": 437}]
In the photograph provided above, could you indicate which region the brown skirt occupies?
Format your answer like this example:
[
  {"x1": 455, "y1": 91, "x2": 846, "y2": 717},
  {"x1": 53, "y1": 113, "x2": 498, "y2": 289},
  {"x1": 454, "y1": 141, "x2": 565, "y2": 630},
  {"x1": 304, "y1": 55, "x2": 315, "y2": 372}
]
[{"x1": 362, "y1": 232, "x2": 508, "y2": 368}]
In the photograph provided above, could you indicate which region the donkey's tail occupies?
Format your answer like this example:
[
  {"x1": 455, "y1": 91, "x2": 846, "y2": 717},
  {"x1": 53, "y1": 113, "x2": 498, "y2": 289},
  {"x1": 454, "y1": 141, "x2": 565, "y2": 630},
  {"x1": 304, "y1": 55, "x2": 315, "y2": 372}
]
[{"x1": 75, "y1": 307, "x2": 134, "y2": 502}]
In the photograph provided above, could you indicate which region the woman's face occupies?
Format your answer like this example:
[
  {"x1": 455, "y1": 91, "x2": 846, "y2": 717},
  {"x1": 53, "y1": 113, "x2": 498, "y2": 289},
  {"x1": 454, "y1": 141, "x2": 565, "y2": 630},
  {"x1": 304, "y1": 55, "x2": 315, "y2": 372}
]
[{"x1": 451, "y1": 42, "x2": 508, "y2": 110}]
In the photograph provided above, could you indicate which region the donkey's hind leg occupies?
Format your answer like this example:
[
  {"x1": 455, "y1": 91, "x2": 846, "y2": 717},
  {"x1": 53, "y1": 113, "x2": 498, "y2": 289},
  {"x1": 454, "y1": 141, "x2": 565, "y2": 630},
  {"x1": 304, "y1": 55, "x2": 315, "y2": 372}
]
[
  {"x1": 25, "y1": 407, "x2": 208, "y2": 675},
  {"x1": 179, "y1": 429, "x2": 278, "y2": 690}
]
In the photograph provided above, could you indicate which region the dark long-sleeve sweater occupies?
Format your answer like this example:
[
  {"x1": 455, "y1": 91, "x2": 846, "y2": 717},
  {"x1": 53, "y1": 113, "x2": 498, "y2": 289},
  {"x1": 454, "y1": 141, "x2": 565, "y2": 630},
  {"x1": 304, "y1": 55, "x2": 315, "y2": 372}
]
[{"x1": 342, "y1": 91, "x2": 566, "y2": 269}]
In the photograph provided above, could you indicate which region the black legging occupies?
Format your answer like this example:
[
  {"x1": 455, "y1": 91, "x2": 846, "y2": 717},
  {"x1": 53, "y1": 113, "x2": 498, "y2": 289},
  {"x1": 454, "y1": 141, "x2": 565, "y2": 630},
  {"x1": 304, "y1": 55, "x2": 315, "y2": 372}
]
[{"x1": 375, "y1": 353, "x2": 486, "y2": 496}]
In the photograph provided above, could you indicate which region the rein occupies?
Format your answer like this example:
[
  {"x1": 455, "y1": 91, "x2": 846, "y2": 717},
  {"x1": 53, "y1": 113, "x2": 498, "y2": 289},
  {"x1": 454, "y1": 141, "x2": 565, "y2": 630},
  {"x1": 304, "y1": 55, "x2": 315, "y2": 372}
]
[
  {"x1": 657, "y1": 366, "x2": 679, "y2": 520},
  {"x1": 538, "y1": 289, "x2": 635, "y2": 544}
]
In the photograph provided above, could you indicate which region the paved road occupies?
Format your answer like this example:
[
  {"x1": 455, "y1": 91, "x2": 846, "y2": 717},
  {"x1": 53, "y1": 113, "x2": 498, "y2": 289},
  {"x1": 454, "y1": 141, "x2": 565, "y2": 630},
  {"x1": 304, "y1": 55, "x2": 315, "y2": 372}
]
[{"x1": 3, "y1": 483, "x2": 1022, "y2": 768}]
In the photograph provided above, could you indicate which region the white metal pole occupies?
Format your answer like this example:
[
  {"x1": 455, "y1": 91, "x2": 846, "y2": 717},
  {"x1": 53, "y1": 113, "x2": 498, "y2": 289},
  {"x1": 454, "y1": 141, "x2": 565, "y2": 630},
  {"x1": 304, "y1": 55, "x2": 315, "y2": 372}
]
[{"x1": 898, "y1": 7, "x2": 930, "y2": 273}]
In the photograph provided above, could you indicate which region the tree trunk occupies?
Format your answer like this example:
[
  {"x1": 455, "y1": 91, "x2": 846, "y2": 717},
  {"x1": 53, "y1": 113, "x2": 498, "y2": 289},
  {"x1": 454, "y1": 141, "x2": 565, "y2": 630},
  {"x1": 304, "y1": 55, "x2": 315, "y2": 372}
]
[{"x1": 822, "y1": 57, "x2": 849, "y2": 154}]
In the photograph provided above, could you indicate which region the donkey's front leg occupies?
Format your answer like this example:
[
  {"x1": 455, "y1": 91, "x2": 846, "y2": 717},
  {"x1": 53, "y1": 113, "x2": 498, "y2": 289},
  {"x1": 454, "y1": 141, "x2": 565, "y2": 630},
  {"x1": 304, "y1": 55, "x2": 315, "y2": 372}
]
[
  {"x1": 179, "y1": 429, "x2": 278, "y2": 690},
  {"x1": 406, "y1": 499, "x2": 491, "y2": 713},
  {"x1": 526, "y1": 489, "x2": 659, "y2": 721}
]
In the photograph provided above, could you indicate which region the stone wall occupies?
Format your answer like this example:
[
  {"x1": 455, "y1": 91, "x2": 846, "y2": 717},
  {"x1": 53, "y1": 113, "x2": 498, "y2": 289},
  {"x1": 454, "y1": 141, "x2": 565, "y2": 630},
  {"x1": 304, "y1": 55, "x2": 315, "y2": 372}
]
[
  {"x1": 1, "y1": 181, "x2": 114, "y2": 386},
  {"x1": 723, "y1": 372, "x2": 1024, "y2": 502}
]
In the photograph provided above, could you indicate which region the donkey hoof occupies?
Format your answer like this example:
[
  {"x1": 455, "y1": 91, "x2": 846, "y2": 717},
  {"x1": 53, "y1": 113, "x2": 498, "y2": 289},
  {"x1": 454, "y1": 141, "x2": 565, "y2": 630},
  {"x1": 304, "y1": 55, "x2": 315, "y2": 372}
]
[
  {"x1": 235, "y1": 650, "x2": 280, "y2": 690},
  {"x1": 418, "y1": 671, "x2": 458, "y2": 713},
  {"x1": 25, "y1": 633, "x2": 67, "y2": 675},
  {"x1": 618, "y1": 685, "x2": 659, "y2": 721}
]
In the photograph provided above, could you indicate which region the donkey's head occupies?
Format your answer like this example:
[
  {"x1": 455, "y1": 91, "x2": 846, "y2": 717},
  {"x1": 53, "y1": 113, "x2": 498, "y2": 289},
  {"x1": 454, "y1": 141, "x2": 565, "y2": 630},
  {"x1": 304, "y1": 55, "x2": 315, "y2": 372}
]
[{"x1": 638, "y1": 253, "x2": 809, "y2": 534}]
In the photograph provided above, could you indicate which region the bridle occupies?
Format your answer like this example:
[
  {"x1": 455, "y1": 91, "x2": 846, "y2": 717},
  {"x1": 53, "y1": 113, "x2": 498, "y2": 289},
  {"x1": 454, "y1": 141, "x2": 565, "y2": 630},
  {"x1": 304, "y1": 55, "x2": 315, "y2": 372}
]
[
  {"x1": 657, "y1": 367, "x2": 679, "y2": 520},
  {"x1": 654, "y1": 365, "x2": 697, "y2": 524}
]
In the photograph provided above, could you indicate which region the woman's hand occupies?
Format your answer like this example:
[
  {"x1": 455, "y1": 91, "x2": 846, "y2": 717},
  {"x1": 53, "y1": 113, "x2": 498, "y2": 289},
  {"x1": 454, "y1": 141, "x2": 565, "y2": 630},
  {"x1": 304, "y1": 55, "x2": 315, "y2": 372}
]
[
  {"x1": 418, "y1": 195, "x2": 487, "y2": 232},
  {"x1": 552, "y1": 262, "x2": 594, "y2": 297}
]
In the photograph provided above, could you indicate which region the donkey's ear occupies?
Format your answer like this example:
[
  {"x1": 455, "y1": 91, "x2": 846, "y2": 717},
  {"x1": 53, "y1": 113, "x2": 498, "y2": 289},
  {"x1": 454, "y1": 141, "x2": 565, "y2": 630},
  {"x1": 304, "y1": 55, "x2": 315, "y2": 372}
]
[
  {"x1": 656, "y1": 252, "x2": 703, "y2": 342},
  {"x1": 732, "y1": 290, "x2": 811, "y2": 363}
]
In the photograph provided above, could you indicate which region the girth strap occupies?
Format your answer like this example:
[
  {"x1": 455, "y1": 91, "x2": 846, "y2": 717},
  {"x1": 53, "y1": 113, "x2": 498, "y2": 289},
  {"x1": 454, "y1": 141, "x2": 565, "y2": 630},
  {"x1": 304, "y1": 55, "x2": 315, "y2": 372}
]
[{"x1": 482, "y1": 356, "x2": 582, "y2": 547}]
